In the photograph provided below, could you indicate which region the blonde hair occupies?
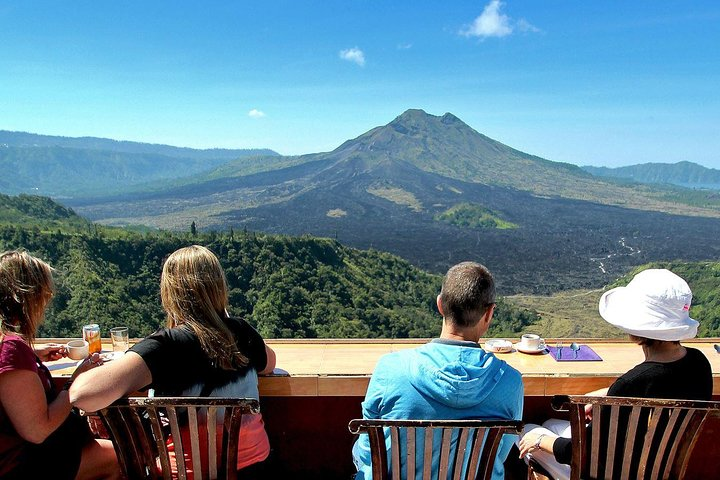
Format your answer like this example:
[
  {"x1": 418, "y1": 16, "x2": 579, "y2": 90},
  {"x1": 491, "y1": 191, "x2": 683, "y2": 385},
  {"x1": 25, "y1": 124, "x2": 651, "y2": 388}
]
[
  {"x1": 0, "y1": 250, "x2": 55, "y2": 344},
  {"x1": 161, "y1": 245, "x2": 246, "y2": 370}
]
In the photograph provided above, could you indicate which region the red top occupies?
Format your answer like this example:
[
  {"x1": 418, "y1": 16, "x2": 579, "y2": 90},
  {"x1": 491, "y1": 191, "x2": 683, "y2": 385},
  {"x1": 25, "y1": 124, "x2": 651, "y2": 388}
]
[{"x1": 0, "y1": 334, "x2": 54, "y2": 475}]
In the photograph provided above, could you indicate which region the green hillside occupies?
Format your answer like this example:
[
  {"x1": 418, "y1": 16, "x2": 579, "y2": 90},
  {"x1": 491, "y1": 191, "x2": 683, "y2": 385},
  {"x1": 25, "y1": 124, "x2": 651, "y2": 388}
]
[
  {"x1": 0, "y1": 193, "x2": 90, "y2": 230},
  {"x1": 507, "y1": 260, "x2": 720, "y2": 338},
  {"x1": 435, "y1": 203, "x2": 518, "y2": 229},
  {"x1": 0, "y1": 195, "x2": 538, "y2": 339}
]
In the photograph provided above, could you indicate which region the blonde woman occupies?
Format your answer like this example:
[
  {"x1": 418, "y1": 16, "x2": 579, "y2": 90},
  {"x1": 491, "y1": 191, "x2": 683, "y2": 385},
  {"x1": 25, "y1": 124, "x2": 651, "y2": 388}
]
[
  {"x1": 71, "y1": 245, "x2": 276, "y2": 479},
  {"x1": 0, "y1": 250, "x2": 119, "y2": 480}
]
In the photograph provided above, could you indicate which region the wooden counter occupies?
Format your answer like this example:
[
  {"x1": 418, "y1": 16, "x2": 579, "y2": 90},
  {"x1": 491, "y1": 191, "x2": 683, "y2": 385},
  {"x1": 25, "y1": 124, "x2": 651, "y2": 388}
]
[
  {"x1": 40, "y1": 338, "x2": 720, "y2": 479},
  {"x1": 43, "y1": 338, "x2": 720, "y2": 397}
]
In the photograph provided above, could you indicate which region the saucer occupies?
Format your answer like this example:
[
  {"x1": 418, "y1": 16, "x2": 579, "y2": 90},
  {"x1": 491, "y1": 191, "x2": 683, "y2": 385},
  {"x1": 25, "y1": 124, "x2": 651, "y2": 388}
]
[{"x1": 514, "y1": 343, "x2": 547, "y2": 354}]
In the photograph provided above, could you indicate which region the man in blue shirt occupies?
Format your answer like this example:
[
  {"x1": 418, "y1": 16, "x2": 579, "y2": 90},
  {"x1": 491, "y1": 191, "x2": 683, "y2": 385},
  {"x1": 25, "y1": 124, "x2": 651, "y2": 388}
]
[{"x1": 352, "y1": 262, "x2": 523, "y2": 480}]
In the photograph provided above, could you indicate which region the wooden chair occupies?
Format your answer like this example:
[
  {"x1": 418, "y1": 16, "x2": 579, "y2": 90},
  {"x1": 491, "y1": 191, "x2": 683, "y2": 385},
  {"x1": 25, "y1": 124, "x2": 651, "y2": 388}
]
[
  {"x1": 99, "y1": 397, "x2": 260, "y2": 480},
  {"x1": 550, "y1": 395, "x2": 720, "y2": 480},
  {"x1": 348, "y1": 418, "x2": 523, "y2": 480}
]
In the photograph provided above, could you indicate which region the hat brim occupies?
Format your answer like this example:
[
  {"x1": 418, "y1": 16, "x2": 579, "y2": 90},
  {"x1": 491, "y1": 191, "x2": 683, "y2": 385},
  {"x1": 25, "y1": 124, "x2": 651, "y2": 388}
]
[{"x1": 599, "y1": 286, "x2": 699, "y2": 341}]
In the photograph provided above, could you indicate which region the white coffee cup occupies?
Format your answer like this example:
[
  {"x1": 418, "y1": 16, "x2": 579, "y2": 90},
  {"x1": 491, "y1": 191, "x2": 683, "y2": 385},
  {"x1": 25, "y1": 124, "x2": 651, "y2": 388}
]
[
  {"x1": 66, "y1": 339, "x2": 89, "y2": 360},
  {"x1": 519, "y1": 333, "x2": 545, "y2": 350}
]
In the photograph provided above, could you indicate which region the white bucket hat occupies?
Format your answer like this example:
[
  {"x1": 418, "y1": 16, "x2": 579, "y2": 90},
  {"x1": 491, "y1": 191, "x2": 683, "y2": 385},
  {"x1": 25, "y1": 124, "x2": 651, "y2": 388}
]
[{"x1": 599, "y1": 269, "x2": 699, "y2": 341}]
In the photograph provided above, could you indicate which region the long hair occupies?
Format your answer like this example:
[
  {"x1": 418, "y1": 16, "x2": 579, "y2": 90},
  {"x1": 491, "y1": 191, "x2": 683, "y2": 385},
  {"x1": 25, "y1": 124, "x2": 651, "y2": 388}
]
[
  {"x1": 0, "y1": 250, "x2": 55, "y2": 344},
  {"x1": 160, "y1": 245, "x2": 247, "y2": 370}
]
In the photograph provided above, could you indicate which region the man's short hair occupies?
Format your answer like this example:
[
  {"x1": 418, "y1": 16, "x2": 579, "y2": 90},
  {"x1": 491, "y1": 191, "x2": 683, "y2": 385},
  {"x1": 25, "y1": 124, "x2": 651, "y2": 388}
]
[{"x1": 440, "y1": 262, "x2": 495, "y2": 328}]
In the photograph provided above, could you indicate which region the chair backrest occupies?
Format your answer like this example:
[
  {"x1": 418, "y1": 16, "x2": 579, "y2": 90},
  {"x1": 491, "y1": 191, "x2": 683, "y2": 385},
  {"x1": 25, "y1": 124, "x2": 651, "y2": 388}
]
[
  {"x1": 551, "y1": 395, "x2": 720, "y2": 480},
  {"x1": 99, "y1": 396, "x2": 260, "y2": 480},
  {"x1": 348, "y1": 419, "x2": 523, "y2": 480}
]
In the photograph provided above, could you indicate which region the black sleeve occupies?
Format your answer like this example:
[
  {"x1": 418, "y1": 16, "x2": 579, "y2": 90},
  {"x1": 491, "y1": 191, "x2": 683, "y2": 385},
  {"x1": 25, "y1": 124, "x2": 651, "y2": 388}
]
[
  {"x1": 230, "y1": 318, "x2": 268, "y2": 371},
  {"x1": 129, "y1": 327, "x2": 205, "y2": 392},
  {"x1": 553, "y1": 436, "x2": 573, "y2": 465}
]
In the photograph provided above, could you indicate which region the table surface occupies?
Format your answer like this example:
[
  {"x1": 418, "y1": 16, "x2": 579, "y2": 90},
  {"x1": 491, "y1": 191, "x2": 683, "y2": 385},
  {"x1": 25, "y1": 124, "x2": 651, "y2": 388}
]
[{"x1": 42, "y1": 339, "x2": 720, "y2": 397}]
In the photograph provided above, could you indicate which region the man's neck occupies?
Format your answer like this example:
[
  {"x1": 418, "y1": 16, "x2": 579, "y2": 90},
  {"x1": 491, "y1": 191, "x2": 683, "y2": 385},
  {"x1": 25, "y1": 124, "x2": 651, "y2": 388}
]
[{"x1": 439, "y1": 323, "x2": 481, "y2": 344}]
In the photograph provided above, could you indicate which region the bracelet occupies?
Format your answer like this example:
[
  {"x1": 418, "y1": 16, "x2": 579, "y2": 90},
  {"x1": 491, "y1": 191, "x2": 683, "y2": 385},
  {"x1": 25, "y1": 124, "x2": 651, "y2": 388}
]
[
  {"x1": 62, "y1": 379, "x2": 73, "y2": 391},
  {"x1": 534, "y1": 433, "x2": 546, "y2": 451}
]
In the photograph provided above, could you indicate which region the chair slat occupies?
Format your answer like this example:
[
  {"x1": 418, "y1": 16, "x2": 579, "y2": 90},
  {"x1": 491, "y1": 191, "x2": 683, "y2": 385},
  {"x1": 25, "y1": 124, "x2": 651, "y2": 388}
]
[
  {"x1": 407, "y1": 426, "x2": 416, "y2": 480},
  {"x1": 207, "y1": 406, "x2": 218, "y2": 480},
  {"x1": 464, "y1": 428, "x2": 483, "y2": 480},
  {"x1": 452, "y1": 428, "x2": 470, "y2": 480},
  {"x1": 620, "y1": 406, "x2": 643, "y2": 480},
  {"x1": 438, "y1": 427, "x2": 453, "y2": 479},
  {"x1": 166, "y1": 407, "x2": 187, "y2": 480},
  {"x1": 604, "y1": 405, "x2": 621, "y2": 480},
  {"x1": 649, "y1": 408, "x2": 682, "y2": 480},
  {"x1": 368, "y1": 426, "x2": 388, "y2": 480},
  {"x1": 145, "y1": 406, "x2": 171, "y2": 480},
  {"x1": 589, "y1": 404, "x2": 601, "y2": 479},
  {"x1": 422, "y1": 427, "x2": 433, "y2": 480},
  {"x1": 390, "y1": 426, "x2": 401, "y2": 479},
  {"x1": 225, "y1": 406, "x2": 244, "y2": 480},
  {"x1": 187, "y1": 407, "x2": 202, "y2": 479},
  {"x1": 477, "y1": 427, "x2": 503, "y2": 480},
  {"x1": 665, "y1": 409, "x2": 707, "y2": 480}
]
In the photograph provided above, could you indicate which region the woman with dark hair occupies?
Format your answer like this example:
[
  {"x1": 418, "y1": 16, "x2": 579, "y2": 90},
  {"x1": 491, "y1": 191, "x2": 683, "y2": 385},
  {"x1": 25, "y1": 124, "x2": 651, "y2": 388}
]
[
  {"x1": 518, "y1": 269, "x2": 713, "y2": 479},
  {"x1": 0, "y1": 250, "x2": 119, "y2": 479},
  {"x1": 70, "y1": 245, "x2": 276, "y2": 478}
]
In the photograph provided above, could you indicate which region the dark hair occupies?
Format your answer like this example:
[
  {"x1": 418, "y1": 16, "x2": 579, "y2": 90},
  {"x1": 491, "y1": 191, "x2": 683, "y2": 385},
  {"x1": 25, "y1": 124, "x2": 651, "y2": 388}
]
[
  {"x1": 628, "y1": 335, "x2": 680, "y2": 348},
  {"x1": 439, "y1": 262, "x2": 495, "y2": 328}
]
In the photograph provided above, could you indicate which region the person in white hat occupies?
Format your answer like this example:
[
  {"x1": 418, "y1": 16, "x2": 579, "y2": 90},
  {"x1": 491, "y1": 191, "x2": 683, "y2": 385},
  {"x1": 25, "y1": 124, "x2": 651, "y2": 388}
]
[{"x1": 518, "y1": 268, "x2": 713, "y2": 479}]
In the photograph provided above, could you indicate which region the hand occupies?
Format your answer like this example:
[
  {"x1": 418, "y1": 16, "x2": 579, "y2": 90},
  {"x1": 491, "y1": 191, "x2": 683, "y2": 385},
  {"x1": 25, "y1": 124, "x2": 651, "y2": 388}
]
[
  {"x1": 72, "y1": 353, "x2": 104, "y2": 378},
  {"x1": 34, "y1": 343, "x2": 66, "y2": 362},
  {"x1": 518, "y1": 431, "x2": 556, "y2": 458}
]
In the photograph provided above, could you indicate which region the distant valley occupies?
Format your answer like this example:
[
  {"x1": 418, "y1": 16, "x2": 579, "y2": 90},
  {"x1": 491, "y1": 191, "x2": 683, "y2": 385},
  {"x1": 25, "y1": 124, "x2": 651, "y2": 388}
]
[{"x1": 3, "y1": 110, "x2": 720, "y2": 295}]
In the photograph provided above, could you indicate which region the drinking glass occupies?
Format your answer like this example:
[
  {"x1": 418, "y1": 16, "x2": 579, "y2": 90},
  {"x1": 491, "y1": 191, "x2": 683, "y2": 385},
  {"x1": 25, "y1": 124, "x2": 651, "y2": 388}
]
[
  {"x1": 83, "y1": 324, "x2": 102, "y2": 354},
  {"x1": 110, "y1": 327, "x2": 129, "y2": 352}
]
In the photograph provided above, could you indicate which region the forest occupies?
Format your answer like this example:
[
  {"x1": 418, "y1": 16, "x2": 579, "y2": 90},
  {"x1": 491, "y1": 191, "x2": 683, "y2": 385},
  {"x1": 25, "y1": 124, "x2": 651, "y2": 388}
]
[{"x1": 0, "y1": 195, "x2": 539, "y2": 339}]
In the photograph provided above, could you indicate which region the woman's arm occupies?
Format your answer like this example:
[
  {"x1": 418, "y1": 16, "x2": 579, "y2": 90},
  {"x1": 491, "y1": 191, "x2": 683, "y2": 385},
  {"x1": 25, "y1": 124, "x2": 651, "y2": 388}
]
[
  {"x1": 258, "y1": 344, "x2": 276, "y2": 375},
  {"x1": 70, "y1": 351, "x2": 152, "y2": 412},
  {"x1": 0, "y1": 370, "x2": 71, "y2": 443}
]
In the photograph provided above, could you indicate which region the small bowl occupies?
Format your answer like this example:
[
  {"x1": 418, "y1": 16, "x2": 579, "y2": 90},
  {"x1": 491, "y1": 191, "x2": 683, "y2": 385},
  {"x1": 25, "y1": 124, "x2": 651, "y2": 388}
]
[
  {"x1": 66, "y1": 339, "x2": 89, "y2": 360},
  {"x1": 484, "y1": 339, "x2": 513, "y2": 353}
]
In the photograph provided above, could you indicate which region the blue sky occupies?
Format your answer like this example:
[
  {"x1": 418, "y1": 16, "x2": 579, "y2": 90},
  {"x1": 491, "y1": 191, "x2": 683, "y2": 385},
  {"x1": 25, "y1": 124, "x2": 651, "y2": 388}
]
[{"x1": 1, "y1": 1, "x2": 719, "y2": 168}]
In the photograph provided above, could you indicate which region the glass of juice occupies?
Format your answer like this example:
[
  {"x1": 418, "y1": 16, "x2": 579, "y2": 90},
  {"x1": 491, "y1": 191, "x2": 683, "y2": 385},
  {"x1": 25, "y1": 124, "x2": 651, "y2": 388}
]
[{"x1": 82, "y1": 323, "x2": 102, "y2": 354}]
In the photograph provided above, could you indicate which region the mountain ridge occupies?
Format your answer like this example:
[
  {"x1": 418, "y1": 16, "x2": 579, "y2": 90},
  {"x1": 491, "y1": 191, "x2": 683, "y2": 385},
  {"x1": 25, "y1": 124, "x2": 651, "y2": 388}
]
[
  {"x1": 583, "y1": 161, "x2": 720, "y2": 189},
  {"x1": 0, "y1": 130, "x2": 277, "y2": 160}
]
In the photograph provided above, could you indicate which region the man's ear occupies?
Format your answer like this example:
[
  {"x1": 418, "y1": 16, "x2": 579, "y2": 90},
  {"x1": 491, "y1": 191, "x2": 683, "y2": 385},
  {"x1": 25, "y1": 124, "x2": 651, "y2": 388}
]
[
  {"x1": 436, "y1": 294, "x2": 444, "y2": 316},
  {"x1": 482, "y1": 304, "x2": 495, "y2": 325}
]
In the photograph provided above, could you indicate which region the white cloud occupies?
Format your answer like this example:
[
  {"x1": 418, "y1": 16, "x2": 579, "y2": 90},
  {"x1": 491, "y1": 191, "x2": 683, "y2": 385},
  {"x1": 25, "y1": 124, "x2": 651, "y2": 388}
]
[
  {"x1": 248, "y1": 109, "x2": 266, "y2": 118},
  {"x1": 460, "y1": 0, "x2": 539, "y2": 39},
  {"x1": 517, "y1": 18, "x2": 541, "y2": 33},
  {"x1": 339, "y1": 47, "x2": 365, "y2": 66},
  {"x1": 397, "y1": 43, "x2": 413, "y2": 50}
]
